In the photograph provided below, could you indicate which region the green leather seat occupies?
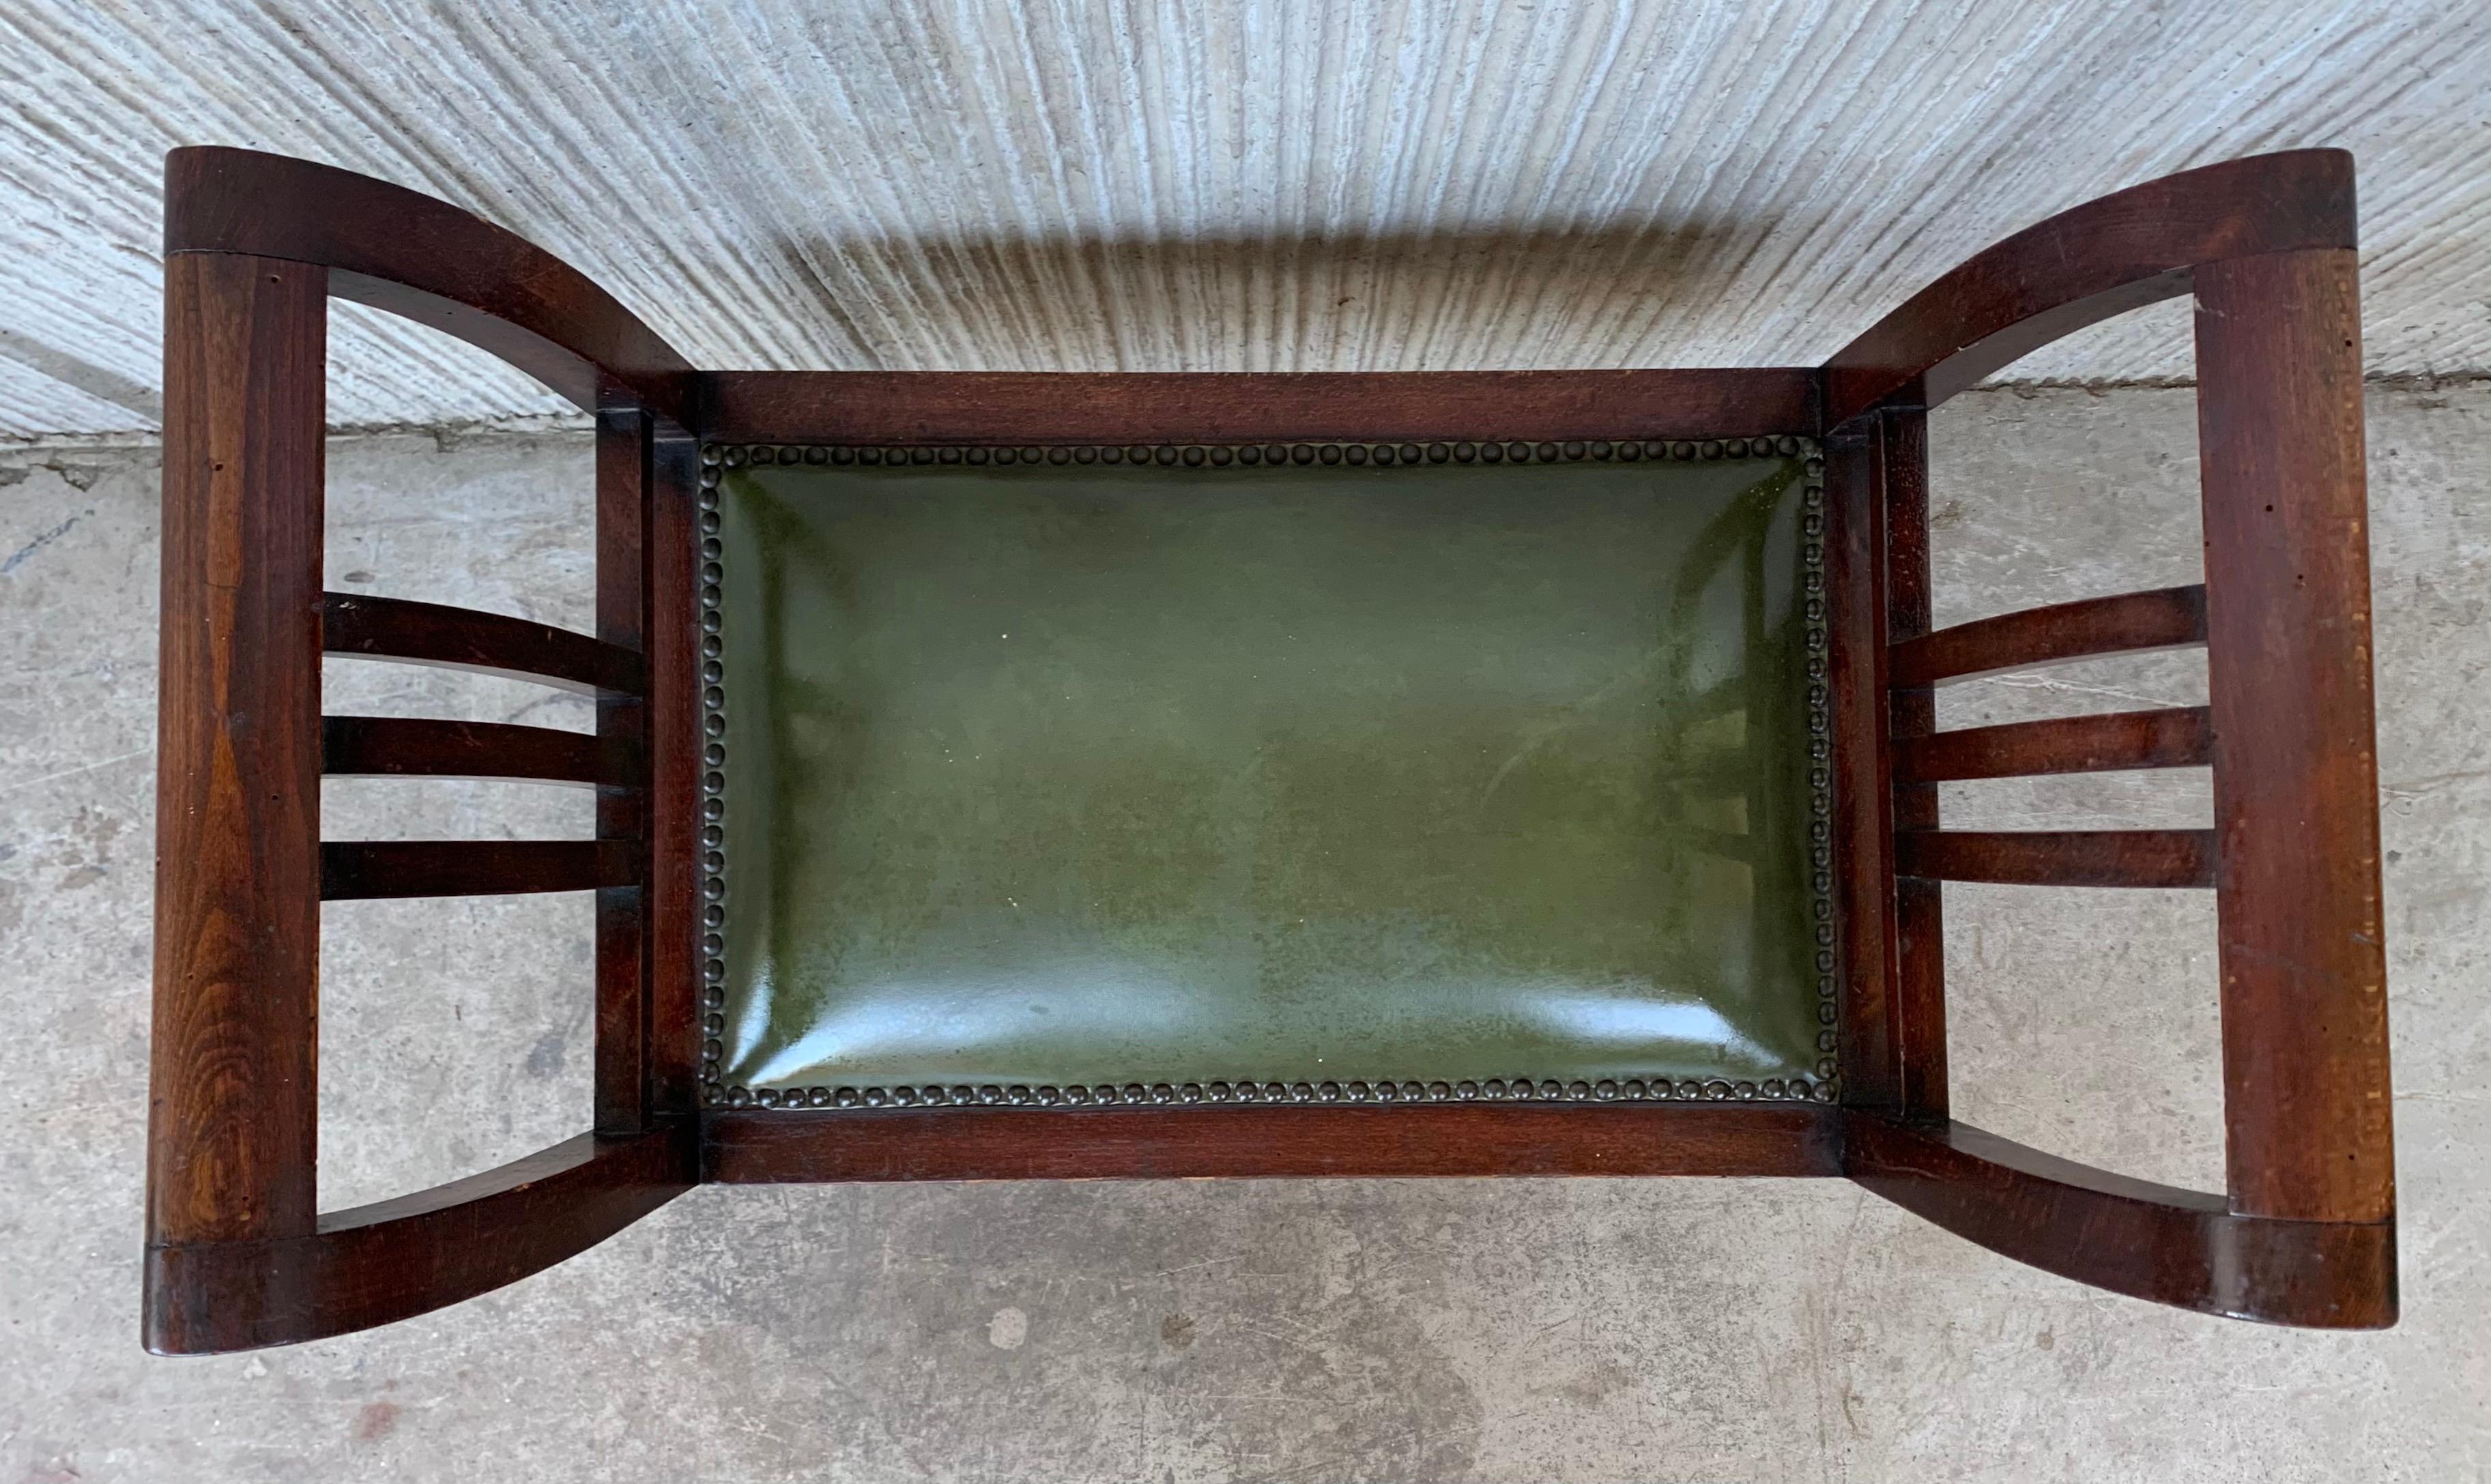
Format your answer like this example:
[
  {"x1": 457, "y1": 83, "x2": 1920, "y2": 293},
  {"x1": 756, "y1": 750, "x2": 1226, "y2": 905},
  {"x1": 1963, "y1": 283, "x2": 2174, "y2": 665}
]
[{"x1": 706, "y1": 443, "x2": 1831, "y2": 1106}]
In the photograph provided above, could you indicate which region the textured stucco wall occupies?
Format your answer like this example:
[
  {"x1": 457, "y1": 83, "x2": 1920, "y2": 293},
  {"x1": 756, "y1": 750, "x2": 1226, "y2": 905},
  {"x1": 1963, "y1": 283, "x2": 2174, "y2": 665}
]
[
  {"x1": 3, "y1": 0, "x2": 2490, "y2": 436},
  {"x1": 2, "y1": 382, "x2": 2485, "y2": 1481}
]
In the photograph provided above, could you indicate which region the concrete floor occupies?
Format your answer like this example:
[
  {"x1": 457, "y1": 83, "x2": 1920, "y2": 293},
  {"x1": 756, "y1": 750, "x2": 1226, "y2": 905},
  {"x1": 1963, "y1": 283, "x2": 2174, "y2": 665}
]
[{"x1": 2, "y1": 383, "x2": 2485, "y2": 1481}]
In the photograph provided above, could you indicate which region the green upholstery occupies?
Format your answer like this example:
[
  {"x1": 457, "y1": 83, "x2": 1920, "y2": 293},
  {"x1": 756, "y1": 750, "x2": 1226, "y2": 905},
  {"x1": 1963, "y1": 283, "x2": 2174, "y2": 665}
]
[{"x1": 710, "y1": 448, "x2": 1828, "y2": 1101}]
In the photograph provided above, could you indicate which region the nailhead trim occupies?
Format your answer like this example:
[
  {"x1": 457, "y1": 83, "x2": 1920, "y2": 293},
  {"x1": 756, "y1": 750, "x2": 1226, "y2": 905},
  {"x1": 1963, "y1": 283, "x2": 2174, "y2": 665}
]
[{"x1": 695, "y1": 436, "x2": 1837, "y2": 1108}]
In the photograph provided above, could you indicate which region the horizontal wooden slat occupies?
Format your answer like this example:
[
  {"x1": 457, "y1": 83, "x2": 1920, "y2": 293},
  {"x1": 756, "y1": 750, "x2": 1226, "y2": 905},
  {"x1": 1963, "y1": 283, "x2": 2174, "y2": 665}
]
[
  {"x1": 1890, "y1": 585, "x2": 2206, "y2": 688},
  {"x1": 323, "y1": 592, "x2": 642, "y2": 696},
  {"x1": 1895, "y1": 828, "x2": 2215, "y2": 888},
  {"x1": 321, "y1": 715, "x2": 619, "y2": 785},
  {"x1": 319, "y1": 840, "x2": 639, "y2": 899},
  {"x1": 1895, "y1": 707, "x2": 2212, "y2": 783}
]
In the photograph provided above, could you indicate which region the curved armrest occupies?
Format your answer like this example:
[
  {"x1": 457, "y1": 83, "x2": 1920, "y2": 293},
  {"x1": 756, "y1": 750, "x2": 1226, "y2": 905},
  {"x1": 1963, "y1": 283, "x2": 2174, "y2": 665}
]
[
  {"x1": 164, "y1": 146, "x2": 693, "y2": 424},
  {"x1": 1822, "y1": 149, "x2": 2354, "y2": 425}
]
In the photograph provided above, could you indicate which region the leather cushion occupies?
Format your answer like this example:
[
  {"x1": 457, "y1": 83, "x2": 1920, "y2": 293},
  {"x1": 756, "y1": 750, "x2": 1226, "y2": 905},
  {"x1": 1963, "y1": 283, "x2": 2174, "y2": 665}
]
[{"x1": 711, "y1": 450, "x2": 1824, "y2": 1096}]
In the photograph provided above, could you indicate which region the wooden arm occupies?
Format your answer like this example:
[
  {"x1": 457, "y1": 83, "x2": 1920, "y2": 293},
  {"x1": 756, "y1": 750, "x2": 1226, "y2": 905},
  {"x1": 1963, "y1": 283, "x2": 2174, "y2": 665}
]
[
  {"x1": 164, "y1": 146, "x2": 693, "y2": 425},
  {"x1": 1821, "y1": 149, "x2": 2355, "y2": 426},
  {"x1": 1822, "y1": 151, "x2": 2394, "y2": 1326},
  {"x1": 147, "y1": 153, "x2": 702, "y2": 1353}
]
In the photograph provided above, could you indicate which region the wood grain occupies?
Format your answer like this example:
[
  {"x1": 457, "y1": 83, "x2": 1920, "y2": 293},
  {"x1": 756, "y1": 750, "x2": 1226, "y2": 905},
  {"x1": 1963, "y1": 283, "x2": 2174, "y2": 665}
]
[
  {"x1": 1895, "y1": 829, "x2": 2217, "y2": 888},
  {"x1": 164, "y1": 147, "x2": 693, "y2": 424},
  {"x1": 319, "y1": 715, "x2": 612, "y2": 785},
  {"x1": 1824, "y1": 149, "x2": 2356, "y2": 424},
  {"x1": 1825, "y1": 426, "x2": 1899, "y2": 1108},
  {"x1": 644, "y1": 420, "x2": 704, "y2": 1118},
  {"x1": 319, "y1": 840, "x2": 639, "y2": 900},
  {"x1": 145, "y1": 1124, "x2": 696, "y2": 1354},
  {"x1": 1880, "y1": 409, "x2": 1947, "y2": 1120},
  {"x1": 595, "y1": 403, "x2": 652, "y2": 1133},
  {"x1": 1894, "y1": 707, "x2": 2213, "y2": 782},
  {"x1": 2196, "y1": 248, "x2": 2394, "y2": 1225},
  {"x1": 148, "y1": 252, "x2": 326, "y2": 1257},
  {"x1": 1846, "y1": 1111, "x2": 2393, "y2": 1328},
  {"x1": 1888, "y1": 585, "x2": 2207, "y2": 688},
  {"x1": 700, "y1": 368, "x2": 1818, "y2": 445},
  {"x1": 322, "y1": 591, "x2": 643, "y2": 697},
  {"x1": 706, "y1": 1104, "x2": 1840, "y2": 1182}
]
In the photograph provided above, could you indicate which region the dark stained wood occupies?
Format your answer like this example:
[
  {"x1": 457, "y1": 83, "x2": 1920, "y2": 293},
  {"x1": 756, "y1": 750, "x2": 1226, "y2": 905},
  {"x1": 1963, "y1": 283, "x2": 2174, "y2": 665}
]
[
  {"x1": 1888, "y1": 585, "x2": 2208, "y2": 688},
  {"x1": 149, "y1": 252, "x2": 326, "y2": 1265},
  {"x1": 1895, "y1": 706, "x2": 2213, "y2": 783},
  {"x1": 320, "y1": 714, "x2": 612, "y2": 785},
  {"x1": 1845, "y1": 1111, "x2": 2393, "y2": 1328},
  {"x1": 143, "y1": 147, "x2": 2405, "y2": 1343},
  {"x1": 644, "y1": 420, "x2": 704, "y2": 1118},
  {"x1": 1823, "y1": 150, "x2": 2356, "y2": 424},
  {"x1": 145, "y1": 1124, "x2": 696, "y2": 1354},
  {"x1": 319, "y1": 840, "x2": 639, "y2": 900},
  {"x1": 1896, "y1": 828, "x2": 2216, "y2": 889},
  {"x1": 1824, "y1": 427, "x2": 1899, "y2": 1109},
  {"x1": 706, "y1": 1103, "x2": 1841, "y2": 1182},
  {"x1": 164, "y1": 148, "x2": 692, "y2": 424},
  {"x1": 1880, "y1": 409, "x2": 1947, "y2": 1121},
  {"x1": 323, "y1": 591, "x2": 642, "y2": 696},
  {"x1": 2196, "y1": 248, "x2": 2394, "y2": 1225},
  {"x1": 596, "y1": 403, "x2": 651, "y2": 1134},
  {"x1": 700, "y1": 368, "x2": 1818, "y2": 446}
]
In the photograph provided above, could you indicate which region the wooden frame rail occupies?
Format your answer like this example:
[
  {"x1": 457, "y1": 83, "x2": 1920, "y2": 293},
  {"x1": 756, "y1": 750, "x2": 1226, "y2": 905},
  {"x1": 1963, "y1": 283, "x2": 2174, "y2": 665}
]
[{"x1": 147, "y1": 145, "x2": 2394, "y2": 1349}]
